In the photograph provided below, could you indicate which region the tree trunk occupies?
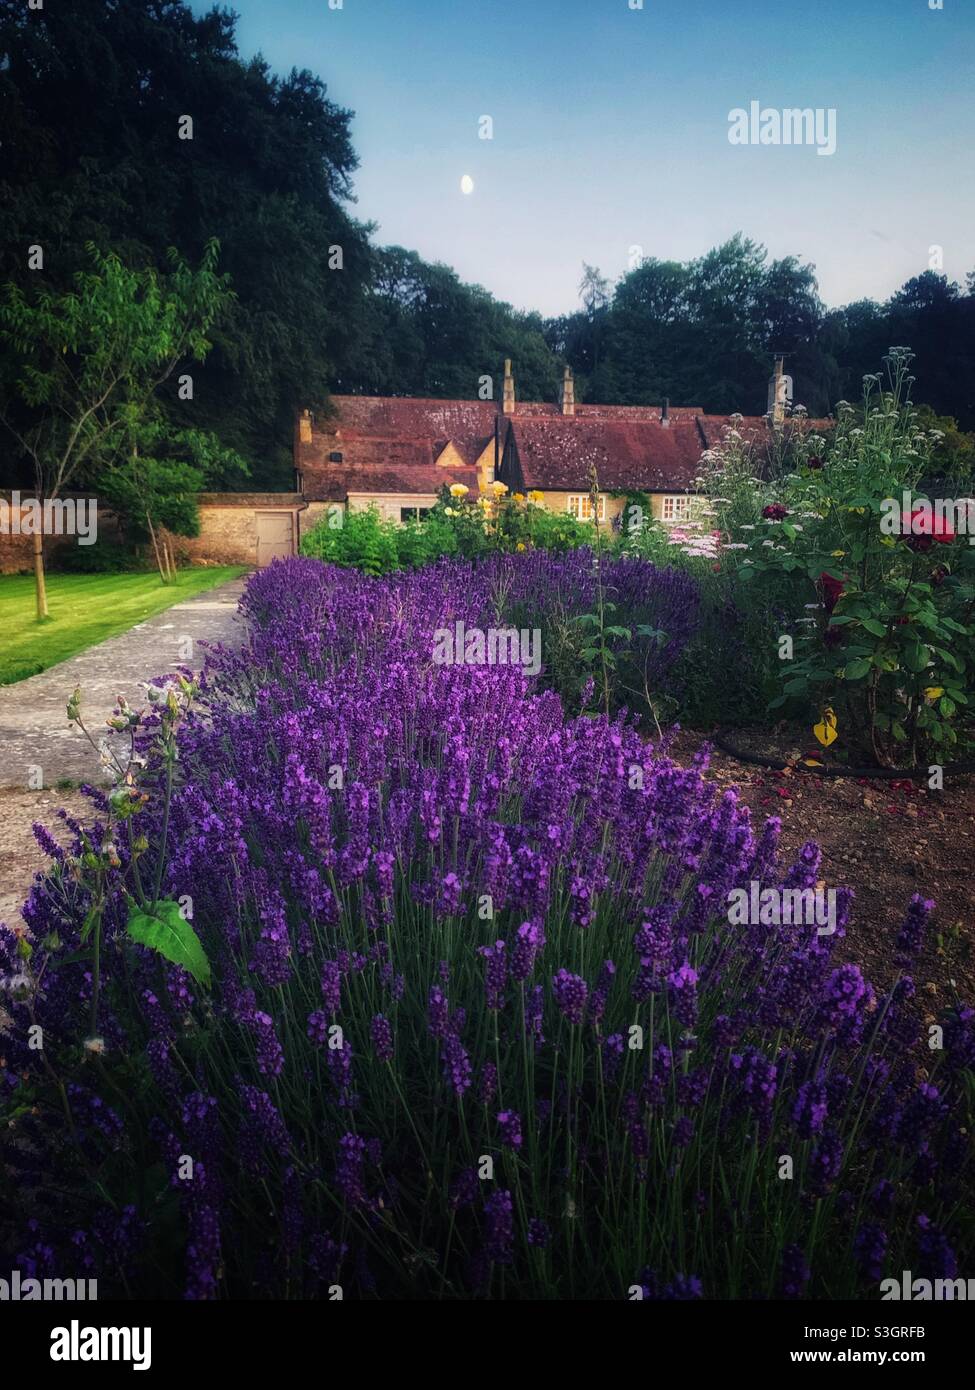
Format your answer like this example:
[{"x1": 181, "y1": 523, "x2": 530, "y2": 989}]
[
  {"x1": 33, "y1": 528, "x2": 49, "y2": 620},
  {"x1": 146, "y1": 511, "x2": 169, "y2": 583}
]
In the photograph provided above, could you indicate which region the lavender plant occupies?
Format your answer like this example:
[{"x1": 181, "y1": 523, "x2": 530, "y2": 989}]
[{"x1": 1, "y1": 555, "x2": 971, "y2": 1299}]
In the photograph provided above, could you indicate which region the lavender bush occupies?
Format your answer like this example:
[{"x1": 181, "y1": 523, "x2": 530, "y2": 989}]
[{"x1": 1, "y1": 554, "x2": 972, "y2": 1299}]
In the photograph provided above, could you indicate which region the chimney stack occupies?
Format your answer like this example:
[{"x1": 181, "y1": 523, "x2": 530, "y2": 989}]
[
  {"x1": 502, "y1": 358, "x2": 516, "y2": 415},
  {"x1": 661, "y1": 397, "x2": 670, "y2": 428},
  {"x1": 299, "y1": 409, "x2": 313, "y2": 444},
  {"x1": 559, "y1": 366, "x2": 575, "y2": 416},
  {"x1": 768, "y1": 356, "x2": 787, "y2": 426}
]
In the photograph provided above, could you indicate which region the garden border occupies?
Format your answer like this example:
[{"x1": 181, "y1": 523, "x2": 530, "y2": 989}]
[{"x1": 713, "y1": 728, "x2": 975, "y2": 781}]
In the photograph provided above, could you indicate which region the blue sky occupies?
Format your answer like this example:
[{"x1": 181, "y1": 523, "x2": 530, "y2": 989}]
[{"x1": 198, "y1": 0, "x2": 975, "y2": 315}]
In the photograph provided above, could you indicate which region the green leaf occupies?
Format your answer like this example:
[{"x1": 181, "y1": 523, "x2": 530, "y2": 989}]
[
  {"x1": 79, "y1": 907, "x2": 101, "y2": 944},
  {"x1": 891, "y1": 721, "x2": 907, "y2": 742},
  {"x1": 939, "y1": 696, "x2": 957, "y2": 718},
  {"x1": 843, "y1": 659, "x2": 872, "y2": 680},
  {"x1": 903, "y1": 643, "x2": 930, "y2": 674},
  {"x1": 46, "y1": 948, "x2": 95, "y2": 972},
  {"x1": 860, "y1": 619, "x2": 887, "y2": 638},
  {"x1": 127, "y1": 900, "x2": 211, "y2": 987}
]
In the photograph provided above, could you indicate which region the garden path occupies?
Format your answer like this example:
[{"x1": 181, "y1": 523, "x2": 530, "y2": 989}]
[{"x1": 0, "y1": 576, "x2": 249, "y2": 791}]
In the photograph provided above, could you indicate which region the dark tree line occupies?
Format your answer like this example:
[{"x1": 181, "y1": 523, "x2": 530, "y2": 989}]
[
  {"x1": 1, "y1": 0, "x2": 972, "y2": 489},
  {"x1": 550, "y1": 240, "x2": 975, "y2": 428}
]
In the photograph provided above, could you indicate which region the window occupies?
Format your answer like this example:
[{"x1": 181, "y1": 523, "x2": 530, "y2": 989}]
[
  {"x1": 567, "y1": 494, "x2": 606, "y2": 522},
  {"x1": 400, "y1": 507, "x2": 430, "y2": 523},
  {"x1": 661, "y1": 495, "x2": 694, "y2": 523}
]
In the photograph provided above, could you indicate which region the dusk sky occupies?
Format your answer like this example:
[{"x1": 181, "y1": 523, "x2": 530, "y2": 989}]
[{"x1": 197, "y1": 0, "x2": 975, "y2": 316}]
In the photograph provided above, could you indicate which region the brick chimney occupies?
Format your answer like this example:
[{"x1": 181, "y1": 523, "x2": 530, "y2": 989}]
[
  {"x1": 559, "y1": 366, "x2": 575, "y2": 417},
  {"x1": 767, "y1": 357, "x2": 787, "y2": 426},
  {"x1": 299, "y1": 409, "x2": 313, "y2": 443},
  {"x1": 502, "y1": 359, "x2": 516, "y2": 416},
  {"x1": 661, "y1": 397, "x2": 670, "y2": 428}
]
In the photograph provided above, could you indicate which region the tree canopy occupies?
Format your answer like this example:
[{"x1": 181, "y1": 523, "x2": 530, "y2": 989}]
[{"x1": 1, "y1": 0, "x2": 972, "y2": 491}]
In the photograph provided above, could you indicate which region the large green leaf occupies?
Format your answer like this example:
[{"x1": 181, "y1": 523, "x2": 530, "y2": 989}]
[
  {"x1": 127, "y1": 900, "x2": 211, "y2": 987},
  {"x1": 843, "y1": 659, "x2": 872, "y2": 680}
]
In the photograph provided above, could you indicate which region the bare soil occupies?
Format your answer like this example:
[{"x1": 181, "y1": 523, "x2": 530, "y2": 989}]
[{"x1": 670, "y1": 728, "x2": 975, "y2": 1007}]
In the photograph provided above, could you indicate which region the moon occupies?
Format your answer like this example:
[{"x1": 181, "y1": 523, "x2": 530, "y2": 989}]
[{"x1": 460, "y1": 174, "x2": 474, "y2": 195}]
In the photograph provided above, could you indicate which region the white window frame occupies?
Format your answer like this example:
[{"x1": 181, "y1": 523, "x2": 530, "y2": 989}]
[
  {"x1": 566, "y1": 494, "x2": 606, "y2": 522},
  {"x1": 661, "y1": 494, "x2": 694, "y2": 523}
]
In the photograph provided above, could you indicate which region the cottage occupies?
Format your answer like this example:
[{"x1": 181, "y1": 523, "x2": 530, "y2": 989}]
[{"x1": 294, "y1": 360, "x2": 832, "y2": 538}]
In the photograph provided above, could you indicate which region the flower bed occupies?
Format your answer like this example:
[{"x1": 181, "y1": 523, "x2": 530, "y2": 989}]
[{"x1": 1, "y1": 554, "x2": 972, "y2": 1299}]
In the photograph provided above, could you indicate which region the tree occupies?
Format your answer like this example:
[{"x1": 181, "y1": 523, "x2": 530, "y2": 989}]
[
  {"x1": 0, "y1": 0, "x2": 372, "y2": 486},
  {"x1": 101, "y1": 422, "x2": 247, "y2": 582},
  {"x1": 341, "y1": 246, "x2": 559, "y2": 403},
  {"x1": 578, "y1": 263, "x2": 611, "y2": 375},
  {"x1": 0, "y1": 241, "x2": 233, "y2": 616}
]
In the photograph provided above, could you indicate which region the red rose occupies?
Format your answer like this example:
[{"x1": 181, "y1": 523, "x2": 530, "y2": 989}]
[
  {"x1": 762, "y1": 504, "x2": 788, "y2": 521},
  {"x1": 819, "y1": 572, "x2": 844, "y2": 614},
  {"x1": 902, "y1": 508, "x2": 954, "y2": 551}
]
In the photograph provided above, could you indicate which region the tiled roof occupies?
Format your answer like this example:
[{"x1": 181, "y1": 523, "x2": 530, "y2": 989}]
[
  {"x1": 321, "y1": 396, "x2": 498, "y2": 436},
  {"x1": 296, "y1": 395, "x2": 834, "y2": 501},
  {"x1": 505, "y1": 419, "x2": 707, "y2": 492},
  {"x1": 303, "y1": 463, "x2": 481, "y2": 503},
  {"x1": 696, "y1": 415, "x2": 833, "y2": 450},
  {"x1": 298, "y1": 397, "x2": 498, "y2": 501}
]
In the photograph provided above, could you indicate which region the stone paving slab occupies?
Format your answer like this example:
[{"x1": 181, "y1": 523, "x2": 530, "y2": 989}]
[{"x1": 0, "y1": 577, "x2": 249, "y2": 791}]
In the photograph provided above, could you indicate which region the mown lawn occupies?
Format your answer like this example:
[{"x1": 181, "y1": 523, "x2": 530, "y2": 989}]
[{"x1": 0, "y1": 567, "x2": 248, "y2": 684}]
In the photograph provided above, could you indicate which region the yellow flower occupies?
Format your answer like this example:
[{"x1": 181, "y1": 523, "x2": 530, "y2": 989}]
[
  {"x1": 528, "y1": 490, "x2": 545, "y2": 503},
  {"x1": 924, "y1": 686, "x2": 945, "y2": 700},
  {"x1": 516, "y1": 542, "x2": 526, "y2": 551},
  {"x1": 830, "y1": 550, "x2": 846, "y2": 558},
  {"x1": 492, "y1": 481, "x2": 508, "y2": 497},
  {"x1": 513, "y1": 492, "x2": 525, "y2": 502},
  {"x1": 444, "y1": 506, "x2": 456, "y2": 517},
  {"x1": 449, "y1": 483, "x2": 469, "y2": 498},
  {"x1": 812, "y1": 707, "x2": 838, "y2": 748}
]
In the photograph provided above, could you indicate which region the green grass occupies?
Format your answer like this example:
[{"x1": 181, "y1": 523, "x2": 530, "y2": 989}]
[{"x1": 0, "y1": 567, "x2": 248, "y2": 685}]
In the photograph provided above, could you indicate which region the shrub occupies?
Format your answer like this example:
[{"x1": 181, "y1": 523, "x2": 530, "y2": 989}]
[
  {"x1": 299, "y1": 505, "x2": 401, "y2": 575},
  {"x1": 712, "y1": 352, "x2": 975, "y2": 765},
  {"x1": 55, "y1": 539, "x2": 147, "y2": 573},
  {"x1": 618, "y1": 517, "x2": 783, "y2": 728},
  {"x1": 2, "y1": 556, "x2": 970, "y2": 1300}
]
